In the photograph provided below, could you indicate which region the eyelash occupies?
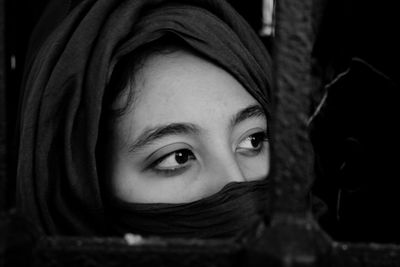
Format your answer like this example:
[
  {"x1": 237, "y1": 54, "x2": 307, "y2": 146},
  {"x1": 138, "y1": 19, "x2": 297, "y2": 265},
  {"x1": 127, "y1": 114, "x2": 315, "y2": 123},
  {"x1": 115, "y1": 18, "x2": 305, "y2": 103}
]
[
  {"x1": 236, "y1": 131, "x2": 269, "y2": 155},
  {"x1": 149, "y1": 149, "x2": 196, "y2": 177},
  {"x1": 148, "y1": 131, "x2": 268, "y2": 176}
]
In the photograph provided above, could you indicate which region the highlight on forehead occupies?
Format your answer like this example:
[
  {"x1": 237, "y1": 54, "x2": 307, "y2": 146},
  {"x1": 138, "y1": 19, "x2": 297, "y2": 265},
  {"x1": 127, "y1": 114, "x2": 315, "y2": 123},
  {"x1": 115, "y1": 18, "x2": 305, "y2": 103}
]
[
  {"x1": 106, "y1": 36, "x2": 201, "y2": 119},
  {"x1": 105, "y1": 33, "x2": 270, "y2": 129}
]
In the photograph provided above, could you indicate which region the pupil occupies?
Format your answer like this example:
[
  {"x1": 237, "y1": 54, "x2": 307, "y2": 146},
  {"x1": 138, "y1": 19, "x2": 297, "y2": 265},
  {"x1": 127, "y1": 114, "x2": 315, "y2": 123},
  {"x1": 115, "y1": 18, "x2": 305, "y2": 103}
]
[
  {"x1": 175, "y1": 150, "x2": 189, "y2": 164},
  {"x1": 250, "y1": 134, "x2": 262, "y2": 148}
]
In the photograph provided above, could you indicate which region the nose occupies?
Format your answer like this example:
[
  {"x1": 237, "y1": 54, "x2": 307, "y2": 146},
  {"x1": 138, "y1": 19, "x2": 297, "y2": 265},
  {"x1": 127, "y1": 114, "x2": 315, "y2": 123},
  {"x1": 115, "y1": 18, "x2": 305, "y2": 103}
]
[
  {"x1": 196, "y1": 144, "x2": 251, "y2": 199},
  {"x1": 208, "y1": 152, "x2": 246, "y2": 184}
]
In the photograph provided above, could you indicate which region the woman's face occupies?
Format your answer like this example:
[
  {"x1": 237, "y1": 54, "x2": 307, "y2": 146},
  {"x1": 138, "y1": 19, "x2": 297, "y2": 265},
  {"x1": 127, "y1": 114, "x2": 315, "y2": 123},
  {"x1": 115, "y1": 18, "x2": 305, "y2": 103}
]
[{"x1": 109, "y1": 50, "x2": 270, "y2": 204}]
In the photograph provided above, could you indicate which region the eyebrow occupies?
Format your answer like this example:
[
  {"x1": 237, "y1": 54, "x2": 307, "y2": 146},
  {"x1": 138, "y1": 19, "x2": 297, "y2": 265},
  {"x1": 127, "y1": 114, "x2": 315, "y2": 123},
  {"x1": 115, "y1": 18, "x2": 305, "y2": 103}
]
[
  {"x1": 128, "y1": 104, "x2": 266, "y2": 153},
  {"x1": 128, "y1": 123, "x2": 199, "y2": 153},
  {"x1": 231, "y1": 104, "x2": 266, "y2": 127}
]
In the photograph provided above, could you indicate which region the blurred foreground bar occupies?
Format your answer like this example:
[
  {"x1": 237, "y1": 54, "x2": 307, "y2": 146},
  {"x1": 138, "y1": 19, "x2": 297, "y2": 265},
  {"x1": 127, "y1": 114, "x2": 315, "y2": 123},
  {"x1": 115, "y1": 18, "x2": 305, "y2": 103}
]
[
  {"x1": 271, "y1": 0, "x2": 315, "y2": 216},
  {"x1": 0, "y1": 0, "x2": 8, "y2": 212}
]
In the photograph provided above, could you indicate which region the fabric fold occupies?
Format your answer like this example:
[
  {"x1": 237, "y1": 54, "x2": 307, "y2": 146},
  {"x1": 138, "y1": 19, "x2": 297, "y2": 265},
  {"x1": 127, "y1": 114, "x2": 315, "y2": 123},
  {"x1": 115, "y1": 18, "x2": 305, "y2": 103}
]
[{"x1": 109, "y1": 180, "x2": 270, "y2": 239}]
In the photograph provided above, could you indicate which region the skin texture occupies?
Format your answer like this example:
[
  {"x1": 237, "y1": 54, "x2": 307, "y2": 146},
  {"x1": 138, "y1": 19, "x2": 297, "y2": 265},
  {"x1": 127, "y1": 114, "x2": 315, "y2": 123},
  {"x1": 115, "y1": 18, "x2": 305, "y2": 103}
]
[{"x1": 108, "y1": 50, "x2": 270, "y2": 204}]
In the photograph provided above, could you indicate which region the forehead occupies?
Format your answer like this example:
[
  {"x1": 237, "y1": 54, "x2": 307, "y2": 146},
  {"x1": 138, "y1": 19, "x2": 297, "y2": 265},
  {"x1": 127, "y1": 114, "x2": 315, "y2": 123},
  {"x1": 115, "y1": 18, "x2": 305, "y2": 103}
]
[{"x1": 115, "y1": 50, "x2": 258, "y2": 137}]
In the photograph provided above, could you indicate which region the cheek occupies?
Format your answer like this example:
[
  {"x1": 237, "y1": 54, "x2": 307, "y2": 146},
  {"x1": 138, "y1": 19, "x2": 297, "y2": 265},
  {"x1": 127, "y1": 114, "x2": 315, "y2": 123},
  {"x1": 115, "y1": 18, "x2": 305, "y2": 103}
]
[
  {"x1": 237, "y1": 147, "x2": 270, "y2": 181},
  {"x1": 108, "y1": 154, "x2": 138, "y2": 201},
  {"x1": 109, "y1": 156, "x2": 205, "y2": 203}
]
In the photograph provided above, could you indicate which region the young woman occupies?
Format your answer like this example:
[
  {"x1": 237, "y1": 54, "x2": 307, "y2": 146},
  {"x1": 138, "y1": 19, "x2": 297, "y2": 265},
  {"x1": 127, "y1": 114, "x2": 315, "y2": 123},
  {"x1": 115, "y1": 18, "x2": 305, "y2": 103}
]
[{"x1": 16, "y1": 0, "x2": 273, "y2": 238}]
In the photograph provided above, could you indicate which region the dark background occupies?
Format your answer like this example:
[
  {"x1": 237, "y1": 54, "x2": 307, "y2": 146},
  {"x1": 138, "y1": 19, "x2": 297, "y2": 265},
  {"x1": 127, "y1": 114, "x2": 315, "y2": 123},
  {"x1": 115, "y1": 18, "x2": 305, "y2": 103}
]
[{"x1": 311, "y1": 0, "x2": 400, "y2": 244}]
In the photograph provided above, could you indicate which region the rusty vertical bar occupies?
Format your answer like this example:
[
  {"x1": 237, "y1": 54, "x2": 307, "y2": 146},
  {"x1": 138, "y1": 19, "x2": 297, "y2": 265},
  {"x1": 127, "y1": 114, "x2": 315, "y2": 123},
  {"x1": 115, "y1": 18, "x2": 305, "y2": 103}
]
[
  {"x1": 0, "y1": 0, "x2": 7, "y2": 211},
  {"x1": 270, "y1": 0, "x2": 315, "y2": 216},
  {"x1": 243, "y1": 1, "x2": 329, "y2": 265}
]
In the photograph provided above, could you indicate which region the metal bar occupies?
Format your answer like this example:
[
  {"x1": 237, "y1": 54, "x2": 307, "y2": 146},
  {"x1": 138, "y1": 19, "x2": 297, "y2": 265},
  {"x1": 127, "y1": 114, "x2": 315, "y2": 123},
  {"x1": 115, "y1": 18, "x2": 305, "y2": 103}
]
[
  {"x1": 239, "y1": 1, "x2": 332, "y2": 265},
  {"x1": 32, "y1": 236, "x2": 242, "y2": 267},
  {"x1": 270, "y1": 0, "x2": 315, "y2": 216},
  {"x1": 0, "y1": 0, "x2": 8, "y2": 212}
]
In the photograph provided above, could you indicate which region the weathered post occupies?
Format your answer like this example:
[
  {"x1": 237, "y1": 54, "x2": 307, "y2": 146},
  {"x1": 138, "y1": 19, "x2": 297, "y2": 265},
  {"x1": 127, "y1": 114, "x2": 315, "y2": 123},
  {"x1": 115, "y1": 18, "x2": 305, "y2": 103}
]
[
  {"x1": 271, "y1": 0, "x2": 315, "y2": 216},
  {"x1": 245, "y1": 0, "x2": 332, "y2": 265},
  {"x1": 0, "y1": 0, "x2": 8, "y2": 212}
]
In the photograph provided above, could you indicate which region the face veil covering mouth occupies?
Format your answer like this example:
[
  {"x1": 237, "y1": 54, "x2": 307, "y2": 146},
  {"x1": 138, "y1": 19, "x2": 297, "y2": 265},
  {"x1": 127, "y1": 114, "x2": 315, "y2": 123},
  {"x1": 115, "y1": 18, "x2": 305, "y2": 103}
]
[
  {"x1": 16, "y1": 0, "x2": 273, "y2": 236},
  {"x1": 108, "y1": 180, "x2": 270, "y2": 239}
]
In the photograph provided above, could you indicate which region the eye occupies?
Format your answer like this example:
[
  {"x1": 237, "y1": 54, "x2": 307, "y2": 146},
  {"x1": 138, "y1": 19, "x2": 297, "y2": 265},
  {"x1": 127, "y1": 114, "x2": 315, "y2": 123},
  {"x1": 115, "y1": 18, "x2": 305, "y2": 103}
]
[
  {"x1": 236, "y1": 131, "x2": 268, "y2": 155},
  {"x1": 153, "y1": 149, "x2": 196, "y2": 172}
]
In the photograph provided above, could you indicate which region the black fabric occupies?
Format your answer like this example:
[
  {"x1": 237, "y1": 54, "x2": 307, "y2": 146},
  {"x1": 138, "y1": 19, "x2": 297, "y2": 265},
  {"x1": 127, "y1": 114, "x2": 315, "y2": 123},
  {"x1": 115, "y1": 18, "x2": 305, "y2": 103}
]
[
  {"x1": 16, "y1": 0, "x2": 273, "y2": 236},
  {"x1": 109, "y1": 180, "x2": 269, "y2": 239}
]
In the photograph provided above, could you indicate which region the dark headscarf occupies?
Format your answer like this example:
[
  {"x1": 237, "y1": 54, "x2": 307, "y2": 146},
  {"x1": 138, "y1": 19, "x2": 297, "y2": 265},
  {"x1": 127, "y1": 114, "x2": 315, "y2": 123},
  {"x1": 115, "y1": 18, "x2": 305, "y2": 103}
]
[{"x1": 16, "y1": 0, "x2": 273, "y2": 236}]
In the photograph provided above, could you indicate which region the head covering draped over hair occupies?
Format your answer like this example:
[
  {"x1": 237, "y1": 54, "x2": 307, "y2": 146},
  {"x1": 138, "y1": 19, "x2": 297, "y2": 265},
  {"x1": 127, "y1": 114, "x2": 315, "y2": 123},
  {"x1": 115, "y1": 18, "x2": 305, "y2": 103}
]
[{"x1": 17, "y1": 0, "x2": 273, "y2": 236}]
